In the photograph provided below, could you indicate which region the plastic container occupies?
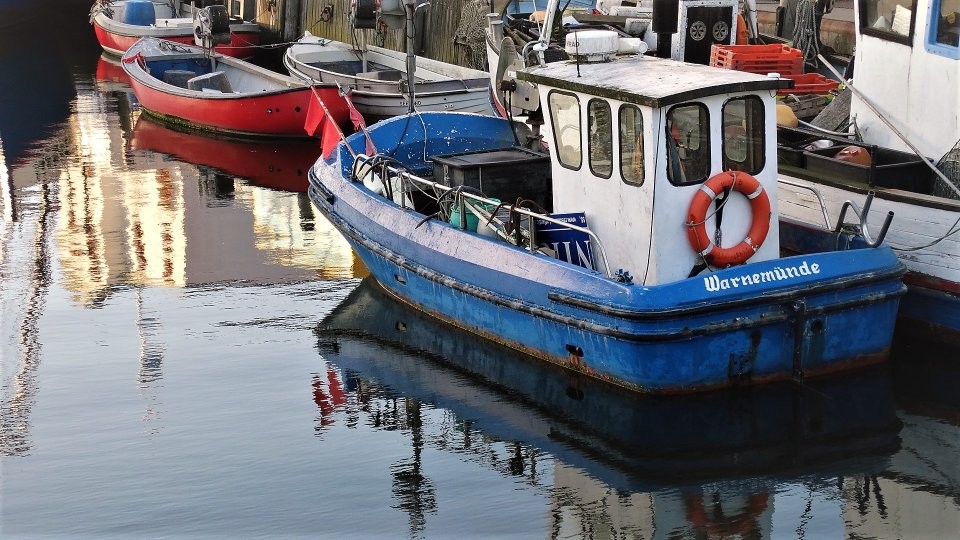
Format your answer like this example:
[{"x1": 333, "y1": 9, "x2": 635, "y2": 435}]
[
  {"x1": 778, "y1": 73, "x2": 840, "y2": 95},
  {"x1": 804, "y1": 145, "x2": 934, "y2": 192},
  {"x1": 449, "y1": 199, "x2": 500, "y2": 232},
  {"x1": 778, "y1": 125, "x2": 853, "y2": 168},
  {"x1": 710, "y1": 44, "x2": 803, "y2": 76},
  {"x1": 121, "y1": 0, "x2": 157, "y2": 26},
  {"x1": 432, "y1": 147, "x2": 551, "y2": 211}
]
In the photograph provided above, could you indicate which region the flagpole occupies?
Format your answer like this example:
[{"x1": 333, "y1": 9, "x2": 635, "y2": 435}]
[{"x1": 404, "y1": 0, "x2": 417, "y2": 114}]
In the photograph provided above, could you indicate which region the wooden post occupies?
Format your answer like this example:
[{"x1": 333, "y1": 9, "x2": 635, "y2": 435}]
[{"x1": 283, "y1": 0, "x2": 302, "y2": 42}]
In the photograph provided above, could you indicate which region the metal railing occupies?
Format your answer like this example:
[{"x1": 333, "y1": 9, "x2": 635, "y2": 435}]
[{"x1": 352, "y1": 154, "x2": 613, "y2": 277}]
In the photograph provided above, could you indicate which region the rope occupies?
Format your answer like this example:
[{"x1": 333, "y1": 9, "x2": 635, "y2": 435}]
[
  {"x1": 793, "y1": 0, "x2": 820, "y2": 67},
  {"x1": 88, "y1": 0, "x2": 113, "y2": 23}
]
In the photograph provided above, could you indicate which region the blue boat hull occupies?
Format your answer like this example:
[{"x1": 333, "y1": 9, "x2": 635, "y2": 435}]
[
  {"x1": 780, "y1": 218, "x2": 960, "y2": 347},
  {"x1": 310, "y1": 112, "x2": 907, "y2": 394}
]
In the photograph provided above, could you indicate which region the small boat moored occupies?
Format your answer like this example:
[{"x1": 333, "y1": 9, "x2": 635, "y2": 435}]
[
  {"x1": 284, "y1": 32, "x2": 496, "y2": 122},
  {"x1": 121, "y1": 37, "x2": 350, "y2": 138},
  {"x1": 307, "y1": 30, "x2": 907, "y2": 394},
  {"x1": 90, "y1": 0, "x2": 261, "y2": 58}
]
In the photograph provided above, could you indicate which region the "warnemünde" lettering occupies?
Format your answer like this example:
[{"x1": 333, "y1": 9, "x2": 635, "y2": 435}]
[{"x1": 703, "y1": 260, "x2": 821, "y2": 292}]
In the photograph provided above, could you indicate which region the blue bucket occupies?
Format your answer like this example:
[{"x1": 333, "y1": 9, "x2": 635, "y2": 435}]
[{"x1": 122, "y1": 0, "x2": 157, "y2": 26}]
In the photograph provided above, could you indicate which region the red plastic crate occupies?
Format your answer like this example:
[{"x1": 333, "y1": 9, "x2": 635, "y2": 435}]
[
  {"x1": 777, "y1": 73, "x2": 840, "y2": 95},
  {"x1": 710, "y1": 44, "x2": 804, "y2": 76}
]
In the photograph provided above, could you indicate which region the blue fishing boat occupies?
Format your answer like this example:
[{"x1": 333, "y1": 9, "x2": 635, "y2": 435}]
[{"x1": 307, "y1": 31, "x2": 906, "y2": 394}]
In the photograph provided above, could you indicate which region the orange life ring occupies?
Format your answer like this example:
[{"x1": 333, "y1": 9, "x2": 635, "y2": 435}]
[{"x1": 686, "y1": 171, "x2": 771, "y2": 267}]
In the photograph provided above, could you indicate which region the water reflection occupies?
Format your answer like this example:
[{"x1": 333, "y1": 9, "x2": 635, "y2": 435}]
[
  {"x1": 45, "y1": 106, "x2": 359, "y2": 297},
  {"x1": 0, "y1": 180, "x2": 53, "y2": 456},
  {"x1": 93, "y1": 54, "x2": 138, "y2": 136},
  {"x1": 315, "y1": 278, "x2": 960, "y2": 538},
  {"x1": 1, "y1": 50, "x2": 362, "y2": 456},
  {"x1": 129, "y1": 115, "x2": 320, "y2": 193}
]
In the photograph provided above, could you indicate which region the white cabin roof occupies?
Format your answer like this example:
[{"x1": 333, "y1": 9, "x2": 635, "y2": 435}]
[{"x1": 518, "y1": 55, "x2": 791, "y2": 107}]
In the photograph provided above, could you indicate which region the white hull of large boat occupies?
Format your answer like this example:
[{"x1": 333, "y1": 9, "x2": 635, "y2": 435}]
[{"x1": 777, "y1": 175, "x2": 959, "y2": 286}]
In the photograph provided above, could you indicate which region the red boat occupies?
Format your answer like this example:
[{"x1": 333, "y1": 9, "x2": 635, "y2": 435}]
[
  {"x1": 122, "y1": 38, "x2": 349, "y2": 139},
  {"x1": 90, "y1": 0, "x2": 260, "y2": 59}
]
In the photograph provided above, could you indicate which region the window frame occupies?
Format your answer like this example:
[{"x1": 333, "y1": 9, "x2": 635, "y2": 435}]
[
  {"x1": 721, "y1": 95, "x2": 766, "y2": 175},
  {"x1": 665, "y1": 103, "x2": 712, "y2": 187},
  {"x1": 859, "y1": 0, "x2": 918, "y2": 46},
  {"x1": 587, "y1": 98, "x2": 613, "y2": 179},
  {"x1": 547, "y1": 90, "x2": 583, "y2": 171},
  {"x1": 926, "y1": 0, "x2": 960, "y2": 58},
  {"x1": 618, "y1": 104, "x2": 645, "y2": 186}
]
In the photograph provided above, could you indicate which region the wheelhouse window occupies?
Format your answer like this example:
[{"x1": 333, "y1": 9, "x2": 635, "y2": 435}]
[
  {"x1": 619, "y1": 105, "x2": 644, "y2": 186},
  {"x1": 929, "y1": 0, "x2": 960, "y2": 55},
  {"x1": 860, "y1": 0, "x2": 917, "y2": 44},
  {"x1": 588, "y1": 99, "x2": 612, "y2": 178},
  {"x1": 722, "y1": 96, "x2": 765, "y2": 174},
  {"x1": 666, "y1": 104, "x2": 710, "y2": 186},
  {"x1": 548, "y1": 91, "x2": 582, "y2": 170}
]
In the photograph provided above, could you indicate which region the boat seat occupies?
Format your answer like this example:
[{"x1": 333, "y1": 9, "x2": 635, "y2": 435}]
[
  {"x1": 357, "y1": 69, "x2": 403, "y2": 81},
  {"x1": 162, "y1": 69, "x2": 197, "y2": 88},
  {"x1": 187, "y1": 71, "x2": 233, "y2": 93}
]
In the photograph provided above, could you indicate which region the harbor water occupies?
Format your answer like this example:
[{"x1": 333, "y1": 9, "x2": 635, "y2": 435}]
[{"x1": 2, "y1": 7, "x2": 959, "y2": 539}]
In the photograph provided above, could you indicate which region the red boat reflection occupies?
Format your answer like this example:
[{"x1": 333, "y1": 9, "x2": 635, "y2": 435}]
[
  {"x1": 130, "y1": 116, "x2": 322, "y2": 192},
  {"x1": 95, "y1": 53, "x2": 132, "y2": 90}
]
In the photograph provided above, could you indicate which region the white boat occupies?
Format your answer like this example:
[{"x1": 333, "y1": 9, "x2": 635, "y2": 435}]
[
  {"x1": 775, "y1": 0, "x2": 960, "y2": 345},
  {"x1": 283, "y1": 31, "x2": 495, "y2": 122}
]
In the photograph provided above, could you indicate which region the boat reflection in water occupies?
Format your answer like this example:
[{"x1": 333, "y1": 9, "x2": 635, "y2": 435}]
[
  {"x1": 94, "y1": 53, "x2": 133, "y2": 93},
  {"x1": 316, "y1": 278, "x2": 904, "y2": 537},
  {"x1": 130, "y1": 115, "x2": 321, "y2": 193}
]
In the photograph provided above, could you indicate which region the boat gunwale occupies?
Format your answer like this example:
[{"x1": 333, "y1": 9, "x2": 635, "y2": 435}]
[
  {"x1": 285, "y1": 59, "x2": 492, "y2": 96},
  {"x1": 92, "y1": 11, "x2": 259, "y2": 37}
]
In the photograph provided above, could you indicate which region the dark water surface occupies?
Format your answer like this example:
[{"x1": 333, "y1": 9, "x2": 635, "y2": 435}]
[{"x1": 2, "y1": 8, "x2": 958, "y2": 540}]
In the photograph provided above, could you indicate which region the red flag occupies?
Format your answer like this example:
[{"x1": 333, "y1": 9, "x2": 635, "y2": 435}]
[
  {"x1": 343, "y1": 92, "x2": 377, "y2": 156},
  {"x1": 305, "y1": 88, "x2": 348, "y2": 159},
  {"x1": 320, "y1": 117, "x2": 344, "y2": 159},
  {"x1": 345, "y1": 94, "x2": 366, "y2": 131},
  {"x1": 303, "y1": 92, "x2": 327, "y2": 137}
]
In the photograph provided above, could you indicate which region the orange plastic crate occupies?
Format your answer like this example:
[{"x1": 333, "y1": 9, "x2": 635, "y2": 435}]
[
  {"x1": 777, "y1": 73, "x2": 840, "y2": 95},
  {"x1": 710, "y1": 44, "x2": 804, "y2": 76}
]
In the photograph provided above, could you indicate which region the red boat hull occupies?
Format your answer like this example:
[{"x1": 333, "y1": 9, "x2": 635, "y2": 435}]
[
  {"x1": 93, "y1": 22, "x2": 260, "y2": 59},
  {"x1": 128, "y1": 77, "x2": 347, "y2": 138}
]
